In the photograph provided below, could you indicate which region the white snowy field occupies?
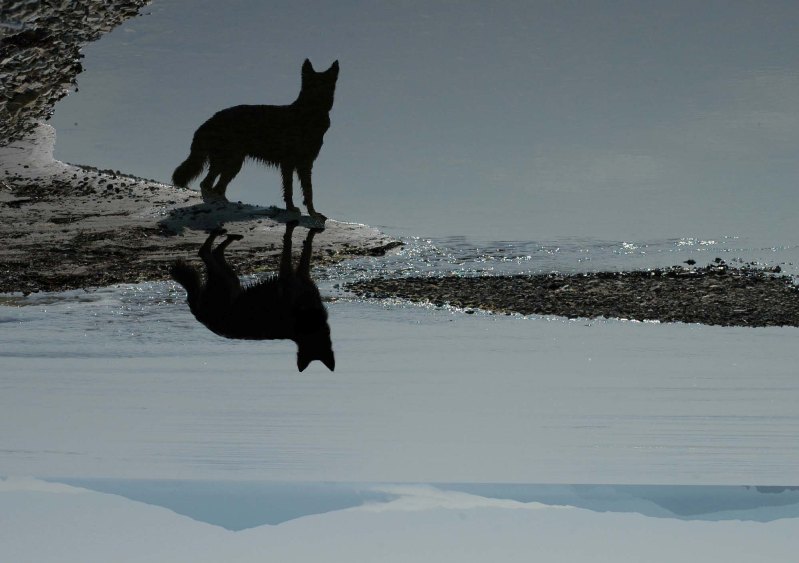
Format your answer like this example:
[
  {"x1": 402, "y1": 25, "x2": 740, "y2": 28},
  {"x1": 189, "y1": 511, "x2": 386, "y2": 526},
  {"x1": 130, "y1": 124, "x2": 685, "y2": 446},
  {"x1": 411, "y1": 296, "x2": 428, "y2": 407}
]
[
  {"x1": 2, "y1": 478, "x2": 798, "y2": 563},
  {"x1": 2, "y1": 281, "x2": 798, "y2": 484}
]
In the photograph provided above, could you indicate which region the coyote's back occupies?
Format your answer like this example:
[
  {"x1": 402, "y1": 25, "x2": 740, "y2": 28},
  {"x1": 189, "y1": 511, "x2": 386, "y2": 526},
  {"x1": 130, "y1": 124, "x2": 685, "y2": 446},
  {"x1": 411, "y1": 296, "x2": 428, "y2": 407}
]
[{"x1": 172, "y1": 59, "x2": 339, "y2": 221}]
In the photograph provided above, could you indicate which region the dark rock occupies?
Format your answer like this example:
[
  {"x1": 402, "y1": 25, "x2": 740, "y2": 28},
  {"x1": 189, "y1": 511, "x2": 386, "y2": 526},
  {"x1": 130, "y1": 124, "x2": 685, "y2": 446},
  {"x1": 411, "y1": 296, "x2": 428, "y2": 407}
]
[{"x1": 345, "y1": 262, "x2": 799, "y2": 328}]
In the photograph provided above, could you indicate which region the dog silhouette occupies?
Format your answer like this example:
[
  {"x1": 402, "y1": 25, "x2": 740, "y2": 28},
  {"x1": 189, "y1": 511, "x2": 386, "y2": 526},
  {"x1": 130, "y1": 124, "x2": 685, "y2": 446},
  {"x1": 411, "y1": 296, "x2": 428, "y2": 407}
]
[{"x1": 172, "y1": 59, "x2": 339, "y2": 221}]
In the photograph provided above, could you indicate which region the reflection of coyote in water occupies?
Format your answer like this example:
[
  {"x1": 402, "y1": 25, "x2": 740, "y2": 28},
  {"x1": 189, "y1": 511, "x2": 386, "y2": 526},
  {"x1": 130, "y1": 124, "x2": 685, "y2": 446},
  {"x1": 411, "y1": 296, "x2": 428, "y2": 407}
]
[{"x1": 170, "y1": 223, "x2": 334, "y2": 372}]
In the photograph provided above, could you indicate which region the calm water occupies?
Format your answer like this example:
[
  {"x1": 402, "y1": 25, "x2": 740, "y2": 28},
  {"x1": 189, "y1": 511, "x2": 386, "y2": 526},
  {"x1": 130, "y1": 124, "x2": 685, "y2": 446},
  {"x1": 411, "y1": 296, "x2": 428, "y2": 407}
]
[{"x1": 3, "y1": 246, "x2": 799, "y2": 485}]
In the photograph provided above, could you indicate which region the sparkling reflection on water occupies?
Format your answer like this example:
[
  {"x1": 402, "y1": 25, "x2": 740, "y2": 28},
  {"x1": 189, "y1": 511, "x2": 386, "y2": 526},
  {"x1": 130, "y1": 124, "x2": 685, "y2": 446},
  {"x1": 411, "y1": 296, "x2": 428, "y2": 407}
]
[{"x1": 319, "y1": 232, "x2": 799, "y2": 294}]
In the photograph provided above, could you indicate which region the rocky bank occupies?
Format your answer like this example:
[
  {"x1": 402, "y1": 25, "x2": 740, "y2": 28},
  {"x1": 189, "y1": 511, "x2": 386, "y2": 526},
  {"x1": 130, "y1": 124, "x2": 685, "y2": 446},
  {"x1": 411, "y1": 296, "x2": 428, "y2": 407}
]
[{"x1": 346, "y1": 260, "x2": 799, "y2": 327}]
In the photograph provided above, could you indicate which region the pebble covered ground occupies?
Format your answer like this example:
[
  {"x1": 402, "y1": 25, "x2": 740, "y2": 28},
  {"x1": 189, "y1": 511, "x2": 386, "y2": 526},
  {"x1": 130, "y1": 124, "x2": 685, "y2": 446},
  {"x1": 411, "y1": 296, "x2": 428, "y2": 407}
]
[{"x1": 346, "y1": 259, "x2": 799, "y2": 327}]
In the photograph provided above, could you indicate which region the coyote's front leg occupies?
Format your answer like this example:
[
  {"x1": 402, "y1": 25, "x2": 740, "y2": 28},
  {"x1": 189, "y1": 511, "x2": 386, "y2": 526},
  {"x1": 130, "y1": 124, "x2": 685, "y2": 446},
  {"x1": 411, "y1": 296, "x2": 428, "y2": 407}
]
[
  {"x1": 297, "y1": 164, "x2": 326, "y2": 222},
  {"x1": 281, "y1": 164, "x2": 301, "y2": 215}
]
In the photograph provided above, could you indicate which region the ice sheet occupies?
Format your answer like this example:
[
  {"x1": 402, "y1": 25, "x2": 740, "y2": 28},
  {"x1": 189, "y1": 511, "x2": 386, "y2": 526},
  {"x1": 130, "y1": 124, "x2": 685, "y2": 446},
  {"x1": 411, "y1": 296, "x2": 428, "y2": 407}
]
[{"x1": 2, "y1": 479, "x2": 798, "y2": 563}]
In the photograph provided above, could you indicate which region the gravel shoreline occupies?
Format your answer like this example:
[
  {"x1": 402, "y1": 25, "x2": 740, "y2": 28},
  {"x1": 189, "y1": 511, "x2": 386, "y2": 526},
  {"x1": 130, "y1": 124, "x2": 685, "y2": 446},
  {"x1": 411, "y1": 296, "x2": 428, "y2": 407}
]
[
  {"x1": 346, "y1": 260, "x2": 799, "y2": 327},
  {"x1": 0, "y1": 125, "x2": 400, "y2": 295}
]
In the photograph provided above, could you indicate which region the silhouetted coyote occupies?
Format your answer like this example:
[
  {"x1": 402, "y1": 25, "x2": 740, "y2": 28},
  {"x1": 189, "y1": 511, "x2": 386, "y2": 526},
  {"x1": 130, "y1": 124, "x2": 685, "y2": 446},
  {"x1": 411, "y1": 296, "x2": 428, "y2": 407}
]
[
  {"x1": 172, "y1": 59, "x2": 339, "y2": 220},
  {"x1": 170, "y1": 224, "x2": 335, "y2": 372}
]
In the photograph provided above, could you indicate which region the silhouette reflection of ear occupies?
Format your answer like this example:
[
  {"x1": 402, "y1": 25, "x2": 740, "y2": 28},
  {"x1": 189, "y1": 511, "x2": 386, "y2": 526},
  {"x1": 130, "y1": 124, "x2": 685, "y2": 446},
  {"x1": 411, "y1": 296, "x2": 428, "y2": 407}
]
[{"x1": 170, "y1": 223, "x2": 334, "y2": 372}]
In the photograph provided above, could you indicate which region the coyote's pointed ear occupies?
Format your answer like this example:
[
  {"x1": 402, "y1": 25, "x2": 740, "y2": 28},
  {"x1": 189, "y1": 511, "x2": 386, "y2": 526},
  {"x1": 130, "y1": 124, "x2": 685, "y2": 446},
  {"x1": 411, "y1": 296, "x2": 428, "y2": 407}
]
[
  {"x1": 296, "y1": 350, "x2": 335, "y2": 372},
  {"x1": 322, "y1": 350, "x2": 335, "y2": 372},
  {"x1": 302, "y1": 59, "x2": 314, "y2": 75},
  {"x1": 329, "y1": 60, "x2": 339, "y2": 76}
]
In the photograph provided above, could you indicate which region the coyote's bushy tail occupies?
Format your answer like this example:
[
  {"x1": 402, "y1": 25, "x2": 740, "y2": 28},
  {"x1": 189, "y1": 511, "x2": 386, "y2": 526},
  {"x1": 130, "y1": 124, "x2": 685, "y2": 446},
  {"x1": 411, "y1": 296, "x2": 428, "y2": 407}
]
[
  {"x1": 172, "y1": 143, "x2": 207, "y2": 187},
  {"x1": 170, "y1": 259, "x2": 203, "y2": 300}
]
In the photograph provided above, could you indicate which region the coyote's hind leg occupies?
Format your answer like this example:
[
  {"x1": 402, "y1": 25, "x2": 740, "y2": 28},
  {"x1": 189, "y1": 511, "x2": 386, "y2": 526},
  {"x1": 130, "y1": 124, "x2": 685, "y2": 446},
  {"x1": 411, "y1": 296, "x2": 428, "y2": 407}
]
[
  {"x1": 208, "y1": 157, "x2": 243, "y2": 201},
  {"x1": 198, "y1": 229, "x2": 224, "y2": 260},
  {"x1": 212, "y1": 233, "x2": 244, "y2": 258},
  {"x1": 200, "y1": 229, "x2": 244, "y2": 299}
]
